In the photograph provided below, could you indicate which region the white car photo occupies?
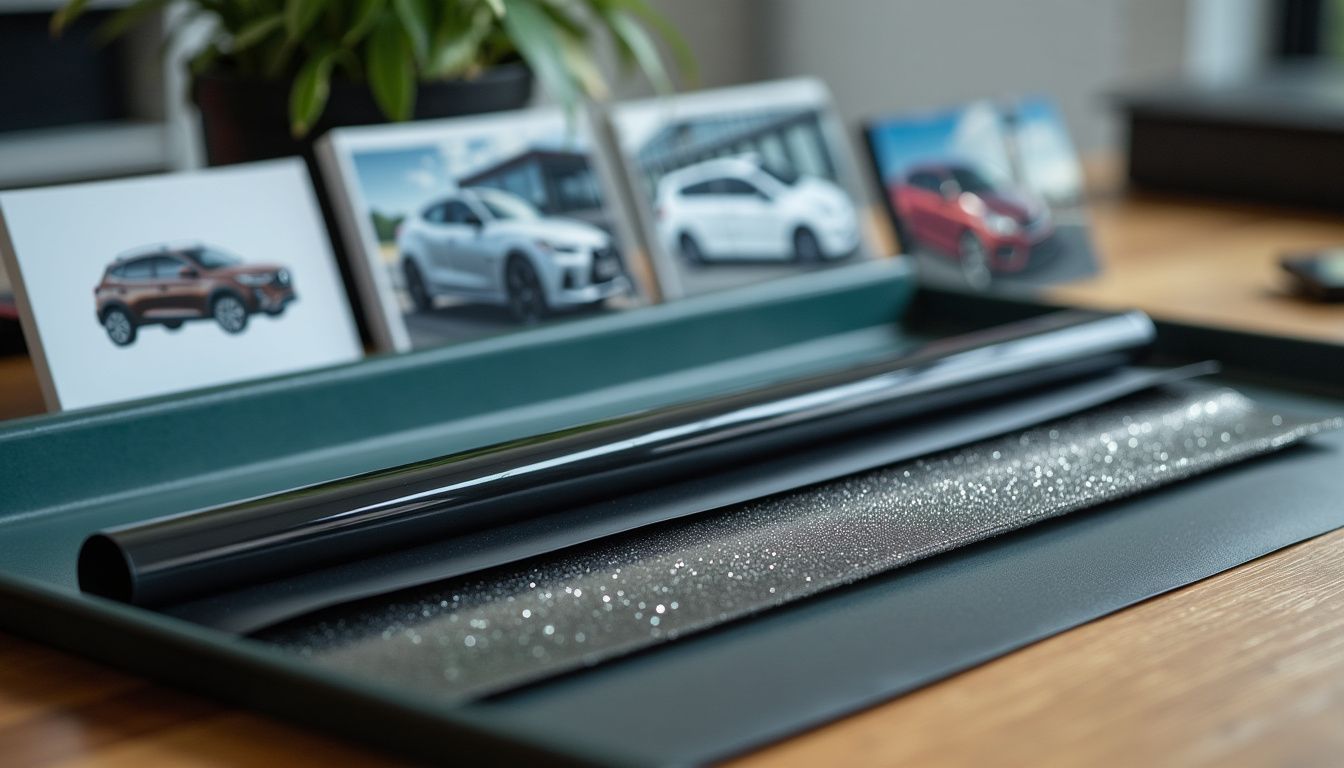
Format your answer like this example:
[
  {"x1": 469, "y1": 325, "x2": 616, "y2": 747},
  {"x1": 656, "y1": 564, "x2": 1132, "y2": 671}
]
[
  {"x1": 654, "y1": 156, "x2": 860, "y2": 264},
  {"x1": 396, "y1": 187, "x2": 631, "y2": 323}
]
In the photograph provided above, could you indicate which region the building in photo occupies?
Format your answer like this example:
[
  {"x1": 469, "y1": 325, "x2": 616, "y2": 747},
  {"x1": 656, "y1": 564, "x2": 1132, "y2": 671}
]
[
  {"x1": 633, "y1": 109, "x2": 837, "y2": 194},
  {"x1": 460, "y1": 148, "x2": 611, "y2": 231}
]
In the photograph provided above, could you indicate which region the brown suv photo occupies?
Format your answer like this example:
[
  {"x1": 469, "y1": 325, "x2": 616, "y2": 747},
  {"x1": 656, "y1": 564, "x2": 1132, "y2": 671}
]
[{"x1": 94, "y1": 243, "x2": 296, "y2": 346}]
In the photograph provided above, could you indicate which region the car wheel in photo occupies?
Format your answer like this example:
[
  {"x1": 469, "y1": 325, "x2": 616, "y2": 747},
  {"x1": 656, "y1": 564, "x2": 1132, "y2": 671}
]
[
  {"x1": 505, "y1": 255, "x2": 548, "y2": 324},
  {"x1": 102, "y1": 308, "x2": 136, "y2": 346},
  {"x1": 403, "y1": 258, "x2": 433, "y2": 313},
  {"x1": 958, "y1": 230, "x2": 993, "y2": 290},
  {"x1": 678, "y1": 233, "x2": 705, "y2": 265},
  {"x1": 212, "y1": 294, "x2": 249, "y2": 334},
  {"x1": 793, "y1": 227, "x2": 822, "y2": 263},
  {"x1": 163, "y1": 320, "x2": 183, "y2": 330}
]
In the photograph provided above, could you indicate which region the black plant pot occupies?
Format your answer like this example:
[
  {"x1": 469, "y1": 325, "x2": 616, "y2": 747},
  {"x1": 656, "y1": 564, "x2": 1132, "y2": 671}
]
[
  {"x1": 191, "y1": 63, "x2": 533, "y2": 345},
  {"x1": 192, "y1": 62, "x2": 533, "y2": 166}
]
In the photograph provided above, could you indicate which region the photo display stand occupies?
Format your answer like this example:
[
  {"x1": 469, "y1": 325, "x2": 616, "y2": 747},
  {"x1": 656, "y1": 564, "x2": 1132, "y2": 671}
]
[{"x1": 2, "y1": 258, "x2": 1344, "y2": 765}]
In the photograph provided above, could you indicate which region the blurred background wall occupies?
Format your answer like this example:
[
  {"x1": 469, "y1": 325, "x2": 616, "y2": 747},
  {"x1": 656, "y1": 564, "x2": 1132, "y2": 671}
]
[
  {"x1": 645, "y1": 0, "x2": 1190, "y2": 152},
  {"x1": 0, "y1": 0, "x2": 1304, "y2": 189}
]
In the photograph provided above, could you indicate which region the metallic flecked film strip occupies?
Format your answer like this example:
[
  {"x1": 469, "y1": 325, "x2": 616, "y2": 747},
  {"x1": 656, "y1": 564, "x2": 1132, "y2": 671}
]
[{"x1": 260, "y1": 385, "x2": 1340, "y2": 700}]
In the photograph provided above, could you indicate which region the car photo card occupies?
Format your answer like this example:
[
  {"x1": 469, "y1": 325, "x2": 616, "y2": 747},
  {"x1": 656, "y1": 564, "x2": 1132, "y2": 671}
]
[
  {"x1": 318, "y1": 107, "x2": 654, "y2": 352},
  {"x1": 0, "y1": 159, "x2": 363, "y2": 412},
  {"x1": 864, "y1": 96, "x2": 1100, "y2": 290},
  {"x1": 608, "y1": 78, "x2": 880, "y2": 299}
]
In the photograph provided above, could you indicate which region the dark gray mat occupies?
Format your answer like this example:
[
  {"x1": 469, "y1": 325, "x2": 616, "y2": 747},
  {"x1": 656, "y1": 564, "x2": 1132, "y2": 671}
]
[{"x1": 467, "y1": 382, "x2": 1344, "y2": 766}]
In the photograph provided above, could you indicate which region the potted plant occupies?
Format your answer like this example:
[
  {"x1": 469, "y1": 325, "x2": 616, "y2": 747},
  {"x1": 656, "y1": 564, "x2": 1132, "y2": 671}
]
[{"x1": 53, "y1": 0, "x2": 692, "y2": 165}]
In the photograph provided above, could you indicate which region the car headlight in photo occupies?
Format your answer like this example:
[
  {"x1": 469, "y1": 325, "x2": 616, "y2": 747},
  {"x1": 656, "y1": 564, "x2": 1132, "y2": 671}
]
[
  {"x1": 985, "y1": 212, "x2": 1021, "y2": 236},
  {"x1": 534, "y1": 239, "x2": 581, "y2": 254},
  {"x1": 235, "y1": 272, "x2": 277, "y2": 286}
]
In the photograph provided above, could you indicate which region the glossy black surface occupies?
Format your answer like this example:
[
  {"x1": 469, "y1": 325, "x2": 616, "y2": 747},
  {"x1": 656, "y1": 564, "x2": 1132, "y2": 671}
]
[{"x1": 80, "y1": 310, "x2": 1156, "y2": 608}]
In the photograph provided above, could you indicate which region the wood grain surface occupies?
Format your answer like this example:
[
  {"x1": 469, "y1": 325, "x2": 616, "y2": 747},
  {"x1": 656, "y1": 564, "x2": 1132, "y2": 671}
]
[
  {"x1": 0, "y1": 354, "x2": 40, "y2": 422},
  {"x1": 2, "y1": 165, "x2": 1344, "y2": 766},
  {"x1": 1055, "y1": 179, "x2": 1344, "y2": 343},
  {"x1": 733, "y1": 528, "x2": 1344, "y2": 768}
]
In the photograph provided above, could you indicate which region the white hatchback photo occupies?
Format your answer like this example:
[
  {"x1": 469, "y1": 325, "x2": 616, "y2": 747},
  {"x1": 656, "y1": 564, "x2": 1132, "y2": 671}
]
[
  {"x1": 654, "y1": 156, "x2": 860, "y2": 264},
  {"x1": 397, "y1": 187, "x2": 632, "y2": 323}
]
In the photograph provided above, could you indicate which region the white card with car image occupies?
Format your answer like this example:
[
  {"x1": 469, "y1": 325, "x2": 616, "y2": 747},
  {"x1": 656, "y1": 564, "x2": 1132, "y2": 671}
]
[
  {"x1": 608, "y1": 78, "x2": 879, "y2": 299},
  {"x1": 0, "y1": 159, "x2": 362, "y2": 411},
  {"x1": 319, "y1": 108, "x2": 655, "y2": 352}
]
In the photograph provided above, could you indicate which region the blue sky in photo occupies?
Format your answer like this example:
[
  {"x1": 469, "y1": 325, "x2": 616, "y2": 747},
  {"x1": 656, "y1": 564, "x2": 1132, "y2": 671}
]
[
  {"x1": 1017, "y1": 96, "x2": 1058, "y2": 127},
  {"x1": 352, "y1": 145, "x2": 450, "y2": 218},
  {"x1": 866, "y1": 96, "x2": 1082, "y2": 200},
  {"x1": 867, "y1": 107, "x2": 966, "y2": 183}
]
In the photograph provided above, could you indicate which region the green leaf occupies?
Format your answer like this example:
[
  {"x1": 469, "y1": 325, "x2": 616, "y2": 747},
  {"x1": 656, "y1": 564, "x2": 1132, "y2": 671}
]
[
  {"x1": 600, "y1": 6, "x2": 670, "y2": 94},
  {"x1": 557, "y1": 30, "x2": 607, "y2": 99},
  {"x1": 392, "y1": 0, "x2": 432, "y2": 66},
  {"x1": 264, "y1": 37, "x2": 299, "y2": 78},
  {"x1": 367, "y1": 16, "x2": 416, "y2": 121},
  {"x1": 605, "y1": 0, "x2": 697, "y2": 86},
  {"x1": 428, "y1": 3, "x2": 493, "y2": 78},
  {"x1": 189, "y1": 42, "x2": 224, "y2": 76},
  {"x1": 289, "y1": 46, "x2": 337, "y2": 136},
  {"x1": 231, "y1": 13, "x2": 285, "y2": 52},
  {"x1": 331, "y1": 47, "x2": 364, "y2": 81},
  {"x1": 342, "y1": 0, "x2": 385, "y2": 47},
  {"x1": 536, "y1": 1, "x2": 588, "y2": 39},
  {"x1": 50, "y1": 0, "x2": 92, "y2": 36},
  {"x1": 500, "y1": 0, "x2": 576, "y2": 110},
  {"x1": 285, "y1": 0, "x2": 324, "y2": 41}
]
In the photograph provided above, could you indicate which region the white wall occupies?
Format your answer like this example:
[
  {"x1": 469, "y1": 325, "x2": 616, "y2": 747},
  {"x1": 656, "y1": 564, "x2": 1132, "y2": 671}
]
[
  {"x1": 1185, "y1": 0, "x2": 1272, "y2": 83},
  {"x1": 647, "y1": 0, "x2": 1191, "y2": 152}
]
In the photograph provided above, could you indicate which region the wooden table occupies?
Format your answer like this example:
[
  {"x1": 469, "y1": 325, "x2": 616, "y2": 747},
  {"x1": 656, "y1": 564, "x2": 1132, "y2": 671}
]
[{"x1": 4, "y1": 173, "x2": 1344, "y2": 766}]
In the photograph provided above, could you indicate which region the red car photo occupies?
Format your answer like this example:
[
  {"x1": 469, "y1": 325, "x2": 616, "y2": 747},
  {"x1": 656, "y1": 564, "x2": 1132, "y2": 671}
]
[{"x1": 890, "y1": 162, "x2": 1053, "y2": 286}]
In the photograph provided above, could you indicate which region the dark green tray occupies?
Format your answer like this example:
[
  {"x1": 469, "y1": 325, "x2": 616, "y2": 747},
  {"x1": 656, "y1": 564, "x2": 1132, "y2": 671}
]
[{"x1": 2, "y1": 258, "x2": 1342, "y2": 766}]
